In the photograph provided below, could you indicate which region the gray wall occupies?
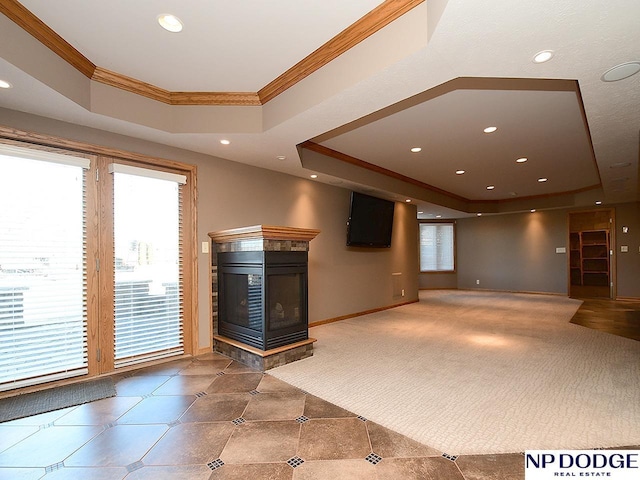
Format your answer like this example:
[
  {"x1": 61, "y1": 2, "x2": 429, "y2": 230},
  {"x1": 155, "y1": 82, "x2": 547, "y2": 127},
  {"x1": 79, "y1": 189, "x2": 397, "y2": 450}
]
[
  {"x1": 456, "y1": 210, "x2": 570, "y2": 294},
  {"x1": 0, "y1": 108, "x2": 419, "y2": 350},
  {"x1": 614, "y1": 202, "x2": 640, "y2": 299},
  {"x1": 455, "y1": 203, "x2": 640, "y2": 298}
]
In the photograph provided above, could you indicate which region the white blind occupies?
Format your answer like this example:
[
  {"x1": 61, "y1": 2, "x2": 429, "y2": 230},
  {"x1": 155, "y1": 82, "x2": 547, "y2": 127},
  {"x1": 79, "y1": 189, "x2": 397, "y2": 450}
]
[
  {"x1": 419, "y1": 223, "x2": 455, "y2": 272},
  {"x1": 0, "y1": 151, "x2": 88, "y2": 391},
  {"x1": 112, "y1": 167, "x2": 184, "y2": 368}
]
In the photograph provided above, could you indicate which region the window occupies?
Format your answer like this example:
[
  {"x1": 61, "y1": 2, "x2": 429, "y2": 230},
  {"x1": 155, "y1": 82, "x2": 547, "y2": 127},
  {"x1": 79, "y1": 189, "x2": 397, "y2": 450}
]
[
  {"x1": 0, "y1": 145, "x2": 90, "y2": 390},
  {"x1": 111, "y1": 165, "x2": 186, "y2": 368},
  {"x1": 419, "y1": 222, "x2": 455, "y2": 272},
  {"x1": 0, "y1": 132, "x2": 196, "y2": 392}
]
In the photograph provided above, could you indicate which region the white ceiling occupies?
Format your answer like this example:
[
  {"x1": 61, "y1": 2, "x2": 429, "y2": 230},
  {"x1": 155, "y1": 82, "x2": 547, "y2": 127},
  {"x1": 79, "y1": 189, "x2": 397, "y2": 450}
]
[{"x1": 0, "y1": 0, "x2": 638, "y2": 218}]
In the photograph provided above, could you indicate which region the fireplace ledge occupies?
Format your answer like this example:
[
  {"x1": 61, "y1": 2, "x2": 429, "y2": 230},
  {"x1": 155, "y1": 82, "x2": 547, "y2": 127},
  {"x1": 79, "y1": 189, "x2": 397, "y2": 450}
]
[
  {"x1": 214, "y1": 335, "x2": 316, "y2": 371},
  {"x1": 209, "y1": 225, "x2": 320, "y2": 243}
]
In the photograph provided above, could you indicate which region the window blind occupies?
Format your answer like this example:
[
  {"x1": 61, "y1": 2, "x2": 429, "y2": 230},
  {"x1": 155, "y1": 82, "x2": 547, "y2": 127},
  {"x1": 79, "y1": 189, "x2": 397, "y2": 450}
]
[
  {"x1": 419, "y1": 223, "x2": 455, "y2": 272},
  {"x1": 0, "y1": 149, "x2": 89, "y2": 391},
  {"x1": 112, "y1": 167, "x2": 184, "y2": 368}
]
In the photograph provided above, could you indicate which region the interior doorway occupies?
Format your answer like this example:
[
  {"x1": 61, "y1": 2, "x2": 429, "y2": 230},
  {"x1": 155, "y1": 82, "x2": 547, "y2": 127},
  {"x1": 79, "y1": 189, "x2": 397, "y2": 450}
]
[{"x1": 569, "y1": 209, "x2": 615, "y2": 299}]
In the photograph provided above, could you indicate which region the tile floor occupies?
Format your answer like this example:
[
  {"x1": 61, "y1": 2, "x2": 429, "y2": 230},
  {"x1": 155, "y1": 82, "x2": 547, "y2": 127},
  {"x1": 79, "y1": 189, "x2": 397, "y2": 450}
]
[
  {"x1": 0, "y1": 353, "x2": 524, "y2": 480},
  {"x1": 1, "y1": 297, "x2": 638, "y2": 480}
]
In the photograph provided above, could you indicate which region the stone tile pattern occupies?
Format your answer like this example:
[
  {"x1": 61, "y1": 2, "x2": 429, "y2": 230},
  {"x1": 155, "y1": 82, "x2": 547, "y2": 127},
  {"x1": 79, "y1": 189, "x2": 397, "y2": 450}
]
[
  {"x1": 215, "y1": 239, "x2": 310, "y2": 254},
  {"x1": 0, "y1": 354, "x2": 540, "y2": 479},
  {"x1": 215, "y1": 340, "x2": 314, "y2": 371}
]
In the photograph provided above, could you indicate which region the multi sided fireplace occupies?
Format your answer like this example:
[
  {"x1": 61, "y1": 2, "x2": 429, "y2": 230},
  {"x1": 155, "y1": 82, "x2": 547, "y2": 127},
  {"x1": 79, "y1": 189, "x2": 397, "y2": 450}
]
[
  {"x1": 218, "y1": 250, "x2": 308, "y2": 350},
  {"x1": 209, "y1": 225, "x2": 320, "y2": 360}
]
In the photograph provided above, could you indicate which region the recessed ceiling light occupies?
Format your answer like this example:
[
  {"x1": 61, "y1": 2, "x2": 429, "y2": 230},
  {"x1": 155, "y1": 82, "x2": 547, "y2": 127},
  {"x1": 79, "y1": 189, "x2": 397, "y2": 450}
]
[
  {"x1": 276, "y1": 155, "x2": 286, "y2": 161},
  {"x1": 477, "y1": 213, "x2": 482, "y2": 217},
  {"x1": 533, "y1": 50, "x2": 554, "y2": 63},
  {"x1": 310, "y1": 174, "x2": 318, "y2": 179},
  {"x1": 436, "y1": 215, "x2": 442, "y2": 218},
  {"x1": 516, "y1": 157, "x2": 528, "y2": 163},
  {"x1": 418, "y1": 211, "x2": 424, "y2": 214},
  {"x1": 405, "y1": 199, "x2": 411, "y2": 203},
  {"x1": 455, "y1": 170, "x2": 465, "y2": 175},
  {"x1": 595, "y1": 201, "x2": 602, "y2": 205},
  {"x1": 486, "y1": 185, "x2": 495, "y2": 190},
  {"x1": 538, "y1": 178, "x2": 548, "y2": 183},
  {"x1": 601, "y1": 61, "x2": 640, "y2": 82},
  {"x1": 158, "y1": 14, "x2": 183, "y2": 33},
  {"x1": 530, "y1": 209, "x2": 536, "y2": 213},
  {"x1": 0, "y1": 79, "x2": 12, "y2": 89},
  {"x1": 410, "y1": 147, "x2": 422, "y2": 153},
  {"x1": 220, "y1": 139, "x2": 230, "y2": 145},
  {"x1": 483, "y1": 126, "x2": 497, "y2": 134}
]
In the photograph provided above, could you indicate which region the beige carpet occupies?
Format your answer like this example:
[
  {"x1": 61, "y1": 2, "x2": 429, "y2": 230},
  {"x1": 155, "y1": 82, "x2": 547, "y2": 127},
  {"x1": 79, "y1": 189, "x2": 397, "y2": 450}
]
[{"x1": 270, "y1": 290, "x2": 640, "y2": 455}]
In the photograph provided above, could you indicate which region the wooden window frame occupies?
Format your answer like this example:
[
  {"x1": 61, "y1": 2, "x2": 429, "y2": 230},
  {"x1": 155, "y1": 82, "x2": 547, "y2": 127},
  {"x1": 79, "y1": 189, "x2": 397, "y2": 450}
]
[{"x1": 0, "y1": 126, "x2": 198, "y2": 386}]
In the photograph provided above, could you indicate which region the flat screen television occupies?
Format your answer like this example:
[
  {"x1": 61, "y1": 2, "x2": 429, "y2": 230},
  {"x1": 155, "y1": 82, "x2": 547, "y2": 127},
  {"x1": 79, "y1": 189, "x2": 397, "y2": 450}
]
[{"x1": 346, "y1": 191, "x2": 395, "y2": 248}]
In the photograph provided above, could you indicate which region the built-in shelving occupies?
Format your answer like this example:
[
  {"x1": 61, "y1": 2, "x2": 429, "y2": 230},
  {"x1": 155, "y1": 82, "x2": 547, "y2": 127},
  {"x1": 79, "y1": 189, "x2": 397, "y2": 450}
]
[{"x1": 570, "y1": 230, "x2": 609, "y2": 287}]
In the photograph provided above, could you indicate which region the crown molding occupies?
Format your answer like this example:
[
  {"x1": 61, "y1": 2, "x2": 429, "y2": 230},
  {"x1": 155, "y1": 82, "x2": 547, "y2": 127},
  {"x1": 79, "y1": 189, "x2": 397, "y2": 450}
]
[
  {"x1": 2, "y1": 0, "x2": 423, "y2": 106},
  {"x1": 0, "y1": 0, "x2": 95, "y2": 78},
  {"x1": 258, "y1": 0, "x2": 425, "y2": 103}
]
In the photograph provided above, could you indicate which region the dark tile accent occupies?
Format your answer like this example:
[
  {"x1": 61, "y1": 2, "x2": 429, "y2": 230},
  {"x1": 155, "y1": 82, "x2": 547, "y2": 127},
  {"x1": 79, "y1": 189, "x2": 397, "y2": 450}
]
[
  {"x1": 287, "y1": 456, "x2": 304, "y2": 468},
  {"x1": 232, "y1": 418, "x2": 245, "y2": 425},
  {"x1": 208, "y1": 459, "x2": 225, "y2": 471},
  {"x1": 357, "y1": 415, "x2": 367, "y2": 422},
  {"x1": 442, "y1": 453, "x2": 458, "y2": 462},
  {"x1": 296, "y1": 416, "x2": 309, "y2": 423},
  {"x1": 249, "y1": 389, "x2": 260, "y2": 396},
  {"x1": 365, "y1": 453, "x2": 383, "y2": 465}
]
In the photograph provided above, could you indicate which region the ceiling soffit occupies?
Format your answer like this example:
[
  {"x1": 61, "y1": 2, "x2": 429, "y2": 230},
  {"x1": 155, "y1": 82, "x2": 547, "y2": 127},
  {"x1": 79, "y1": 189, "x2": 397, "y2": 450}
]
[
  {"x1": 0, "y1": 0, "x2": 424, "y2": 106},
  {"x1": 302, "y1": 77, "x2": 602, "y2": 210}
]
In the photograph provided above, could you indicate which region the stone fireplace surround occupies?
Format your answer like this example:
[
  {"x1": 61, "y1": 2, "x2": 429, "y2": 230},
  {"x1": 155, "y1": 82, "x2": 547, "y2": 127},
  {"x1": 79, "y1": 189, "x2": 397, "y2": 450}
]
[{"x1": 209, "y1": 225, "x2": 320, "y2": 371}]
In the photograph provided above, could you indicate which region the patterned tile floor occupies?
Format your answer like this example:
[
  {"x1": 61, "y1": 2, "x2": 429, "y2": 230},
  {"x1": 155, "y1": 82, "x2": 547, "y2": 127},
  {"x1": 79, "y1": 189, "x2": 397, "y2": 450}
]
[
  {"x1": 1, "y1": 298, "x2": 638, "y2": 479},
  {"x1": 0, "y1": 354, "x2": 525, "y2": 479}
]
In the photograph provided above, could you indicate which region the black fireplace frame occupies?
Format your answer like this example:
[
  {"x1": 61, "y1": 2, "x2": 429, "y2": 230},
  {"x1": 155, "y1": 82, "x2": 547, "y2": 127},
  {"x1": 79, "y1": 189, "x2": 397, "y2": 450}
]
[{"x1": 217, "y1": 250, "x2": 308, "y2": 350}]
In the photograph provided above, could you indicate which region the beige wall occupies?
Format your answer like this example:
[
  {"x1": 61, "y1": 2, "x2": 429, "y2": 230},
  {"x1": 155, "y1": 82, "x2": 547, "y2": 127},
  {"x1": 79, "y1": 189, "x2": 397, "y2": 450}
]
[{"x1": 0, "y1": 108, "x2": 420, "y2": 351}]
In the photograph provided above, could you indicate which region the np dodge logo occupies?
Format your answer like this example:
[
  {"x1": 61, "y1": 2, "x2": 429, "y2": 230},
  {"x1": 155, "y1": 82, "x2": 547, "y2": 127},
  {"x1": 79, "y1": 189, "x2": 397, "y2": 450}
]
[{"x1": 525, "y1": 450, "x2": 640, "y2": 479}]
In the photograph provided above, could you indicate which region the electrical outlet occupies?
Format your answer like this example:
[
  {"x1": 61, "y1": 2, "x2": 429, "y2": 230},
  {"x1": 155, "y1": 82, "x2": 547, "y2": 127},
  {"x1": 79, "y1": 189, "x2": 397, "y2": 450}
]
[
  {"x1": 476, "y1": 279, "x2": 480, "y2": 285},
  {"x1": 401, "y1": 289, "x2": 405, "y2": 297}
]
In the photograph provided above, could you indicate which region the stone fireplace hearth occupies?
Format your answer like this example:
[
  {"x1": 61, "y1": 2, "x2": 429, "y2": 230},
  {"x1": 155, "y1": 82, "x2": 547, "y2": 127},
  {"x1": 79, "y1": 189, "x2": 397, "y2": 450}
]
[{"x1": 209, "y1": 225, "x2": 319, "y2": 370}]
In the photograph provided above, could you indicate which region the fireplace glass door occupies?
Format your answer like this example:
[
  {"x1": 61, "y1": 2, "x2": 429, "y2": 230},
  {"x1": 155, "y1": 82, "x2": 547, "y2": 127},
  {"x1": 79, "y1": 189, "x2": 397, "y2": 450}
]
[
  {"x1": 267, "y1": 272, "x2": 304, "y2": 331},
  {"x1": 223, "y1": 273, "x2": 263, "y2": 331}
]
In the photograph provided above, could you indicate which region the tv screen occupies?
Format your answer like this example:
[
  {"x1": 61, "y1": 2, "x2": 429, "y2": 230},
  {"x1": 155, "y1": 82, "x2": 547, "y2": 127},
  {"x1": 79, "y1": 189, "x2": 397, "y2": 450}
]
[{"x1": 346, "y1": 191, "x2": 395, "y2": 248}]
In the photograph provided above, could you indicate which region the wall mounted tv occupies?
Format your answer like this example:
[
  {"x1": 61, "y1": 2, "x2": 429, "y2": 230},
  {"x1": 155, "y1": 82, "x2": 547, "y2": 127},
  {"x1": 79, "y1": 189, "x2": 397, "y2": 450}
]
[{"x1": 346, "y1": 191, "x2": 395, "y2": 248}]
